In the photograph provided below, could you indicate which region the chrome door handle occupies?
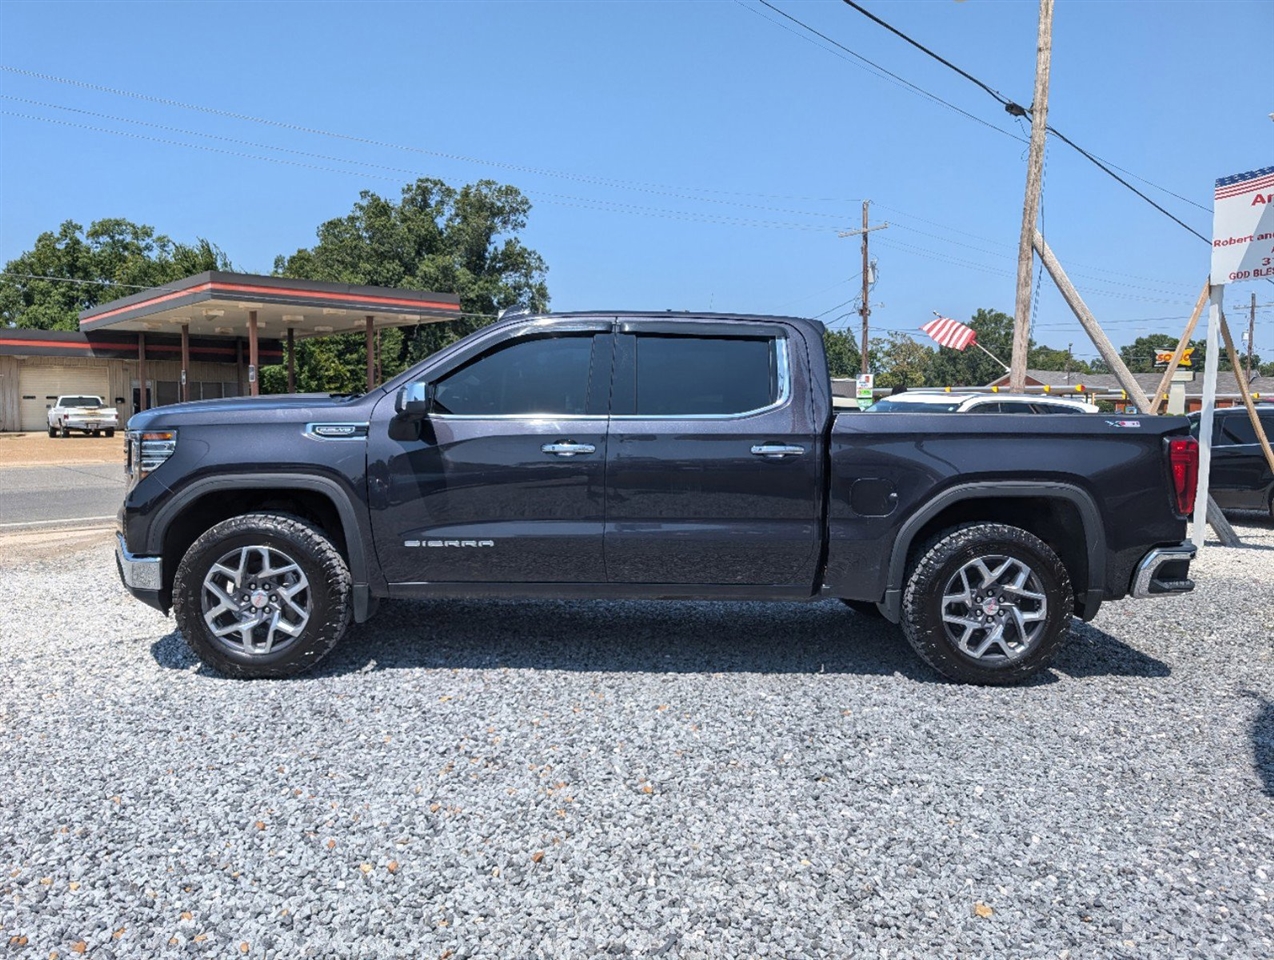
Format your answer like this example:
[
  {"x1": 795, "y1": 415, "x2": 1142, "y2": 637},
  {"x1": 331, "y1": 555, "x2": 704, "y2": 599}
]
[
  {"x1": 542, "y1": 441, "x2": 597, "y2": 457},
  {"x1": 751, "y1": 444, "x2": 805, "y2": 459}
]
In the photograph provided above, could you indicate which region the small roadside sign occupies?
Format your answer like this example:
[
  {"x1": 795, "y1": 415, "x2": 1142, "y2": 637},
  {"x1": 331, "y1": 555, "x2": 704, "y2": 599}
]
[
  {"x1": 856, "y1": 373, "x2": 874, "y2": 409},
  {"x1": 1211, "y1": 165, "x2": 1274, "y2": 285},
  {"x1": 1154, "y1": 347, "x2": 1193, "y2": 368}
]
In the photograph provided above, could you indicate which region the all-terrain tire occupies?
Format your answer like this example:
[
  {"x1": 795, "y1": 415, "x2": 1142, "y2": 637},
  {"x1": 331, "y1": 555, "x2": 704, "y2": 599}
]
[
  {"x1": 105, "y1": 429, "x2": 115, "y2": 438},
  {"x1": 900, "y1": 522, "x2": 1073, "y2": 686},
  {"x1": 48, "y1": 425, "x2": 57, "y2": 438},
  {"x1": 173, "y1": 512, "x2": 351, "y2": 679}
]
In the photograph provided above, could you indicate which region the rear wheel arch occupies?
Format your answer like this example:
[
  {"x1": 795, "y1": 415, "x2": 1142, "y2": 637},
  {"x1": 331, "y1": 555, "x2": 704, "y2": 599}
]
[{"x1": 881, "y1": 482, "x2": 1104, "y2": 622}]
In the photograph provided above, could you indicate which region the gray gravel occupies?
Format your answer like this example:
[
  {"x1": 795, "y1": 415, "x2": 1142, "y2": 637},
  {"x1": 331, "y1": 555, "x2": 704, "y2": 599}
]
[{"x1": 1, "y1": 520, "x2": 1272, "y2": 959}]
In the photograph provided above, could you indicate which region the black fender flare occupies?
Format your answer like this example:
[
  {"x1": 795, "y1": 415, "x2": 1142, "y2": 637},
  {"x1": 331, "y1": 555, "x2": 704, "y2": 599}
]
[
  {"x1": 147, "y1": 473, "x2": 380, "y2": 620},
  {"x1": 879, "y1": 481, "x2": 1106, "y2": 623}
]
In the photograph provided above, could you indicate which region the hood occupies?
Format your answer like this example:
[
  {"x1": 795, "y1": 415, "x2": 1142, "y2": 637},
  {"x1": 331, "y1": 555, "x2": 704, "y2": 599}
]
[{"x1": 127, "y1": 392, "x2": 379, "y2": 431}]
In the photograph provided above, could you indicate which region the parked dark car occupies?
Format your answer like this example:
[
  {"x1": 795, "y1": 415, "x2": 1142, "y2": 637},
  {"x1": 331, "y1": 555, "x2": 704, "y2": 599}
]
[
  {"x1": 1190, "y1": 406, "x2": 1274, "y2": 517},
  {"x1": 114, "y1": 311, "x2": 1199, "y2": 686}
]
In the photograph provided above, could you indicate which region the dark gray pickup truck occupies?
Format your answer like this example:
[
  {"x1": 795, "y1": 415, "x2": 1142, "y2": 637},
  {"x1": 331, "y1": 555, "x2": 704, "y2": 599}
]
[{"x1": 115, "y1": 311, "x2": 1200, "y2": 684}]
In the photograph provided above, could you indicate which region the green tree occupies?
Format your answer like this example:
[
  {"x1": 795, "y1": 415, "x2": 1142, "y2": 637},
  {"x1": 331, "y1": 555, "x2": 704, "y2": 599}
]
[
  {"x1": 870, "y1": 331, "x2": 933, "y2": 389},
  {"x1": 823, "y1": 329, "x2": 861, "y2": 379},
  {"x1": 271, "y1": 177, "x2": 549, "y2": 392},
  {"x1": 923, "y1": 308, "x2": 1016, "y2": 387},
  {"x1": 1028, "y1": 343, "x2": 1091, "y2": 374},
  {"x1": 0, "y1": 219, "x2": 229, "y2": 330}
]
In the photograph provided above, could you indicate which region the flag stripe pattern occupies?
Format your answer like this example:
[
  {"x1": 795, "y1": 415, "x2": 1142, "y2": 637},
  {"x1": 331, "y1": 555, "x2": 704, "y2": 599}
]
[
  {"x1": 1215, "y1": 166, "x2": 1274, "y2": 200},
  {"x1": 920, "y1": 316, "x2": 977, "y2": 351}
]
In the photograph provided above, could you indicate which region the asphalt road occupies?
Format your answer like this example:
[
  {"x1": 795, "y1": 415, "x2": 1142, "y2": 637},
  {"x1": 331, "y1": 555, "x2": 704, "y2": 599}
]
[{"x1": 0, "y1": 462, "x2": 126, "y2": 530}]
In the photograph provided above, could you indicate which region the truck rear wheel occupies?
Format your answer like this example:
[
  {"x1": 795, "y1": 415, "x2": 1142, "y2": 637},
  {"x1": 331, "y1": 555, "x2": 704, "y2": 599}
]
[
  {"x1": 173, "y1": 513, "x2": 351, "y2": 679},
  {"x1": 900, "y1": 523, "x2": 1072, "y2": 685}
]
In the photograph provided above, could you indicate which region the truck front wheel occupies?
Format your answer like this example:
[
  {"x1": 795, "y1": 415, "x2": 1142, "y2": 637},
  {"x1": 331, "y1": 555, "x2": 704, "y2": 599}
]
[
  {"x1": 900, "y1": 523, "x2": 1073, "y2": 685},
  {"x1": 173, "y1": 513, "x2": 352, "y2": 679}
]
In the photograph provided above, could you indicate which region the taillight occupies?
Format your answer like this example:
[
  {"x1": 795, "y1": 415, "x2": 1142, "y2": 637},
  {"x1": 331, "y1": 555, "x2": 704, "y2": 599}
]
[{"x1": 1167, "y1": 436, "x2": 1199, "y2": 517}]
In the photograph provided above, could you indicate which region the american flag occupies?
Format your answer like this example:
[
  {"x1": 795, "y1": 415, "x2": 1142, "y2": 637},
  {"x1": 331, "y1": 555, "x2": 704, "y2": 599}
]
[
  {"x1": 920, "y1": 316, "x2": 977, "y2": 351},
  {"x1": 1215, "y1": 166, "x2": 1274, "y2": 201}
]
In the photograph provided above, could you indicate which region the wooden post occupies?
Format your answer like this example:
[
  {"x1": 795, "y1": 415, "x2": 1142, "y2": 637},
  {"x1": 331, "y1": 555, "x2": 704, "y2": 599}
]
[
  {"x1": 248, "y1": 310, "x2": 260, "y2": 397},
  {"x1": 365, "y1": 315, "x2": 375, "y2": 392},
  {"x1": 1150, "y1": 279, "x2": 1209, "y2": 414},
  {"x1": 137, "y1": 333, "x2": 147, "y2": 412},
  {"x1": 1218, "y1": 310, "x2": 1274, "y2": 475},
  {"x1": 287, "y1": 326, "x2": 296, "y2": 394},
  {"x1": 180, "y1": 323, "x2": 190, "y2": 403},
  {"x1": 859, "y1": 201, "x2": 871, "y2": 374},
  {"x1": 1034, "y1": 230, "x2": 1241, "y2": 547},
  {"x1": 1033, "y1": 231, "x2": 1150, "y2": 409},
  {"x1": 1010, "y1": 0, "x2": 1054, "y2": 392},
  {"x1": 1248, "y1": 291, "x2": 1257, "y2": 380}
]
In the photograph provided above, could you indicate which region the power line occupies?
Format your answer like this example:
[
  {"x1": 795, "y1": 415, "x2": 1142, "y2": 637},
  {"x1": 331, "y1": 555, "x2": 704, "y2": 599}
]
[
  {"x1": 0, "y1": 272, "x2": 154, "y2": 289},
  {"x1": 1, "y1": 94, "x2": 855, "y2": 222},
  {"x1": 0, "y1": 64, "x2": 857, "y2": 208},
  {"x1": 741, "y1": 1, "x2": 1023, "y2": 142},
  {"x1": 0, "y1": 110, "x2": 841, "y2": 234},
  {"x1": 836, "y1": 0, "x2": 1213, "y2": 237}
]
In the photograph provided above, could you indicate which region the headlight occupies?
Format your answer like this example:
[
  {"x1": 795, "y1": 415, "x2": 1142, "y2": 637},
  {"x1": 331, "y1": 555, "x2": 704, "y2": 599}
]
[{"x1": 127, "y1": 430, "x2": 177, "y2": 478}]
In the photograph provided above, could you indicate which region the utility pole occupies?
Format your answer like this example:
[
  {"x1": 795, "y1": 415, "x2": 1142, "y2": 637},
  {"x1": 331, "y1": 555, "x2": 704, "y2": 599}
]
[
  {"x1": 838, "y1": 200, "x2": 888, "y2": 374},
  {"x1": 1010, "y1": 0, "x2": 1054, "y2": 392},
  {"x1": 1248, "y1": 291, "x2": 1257, "y2": 380}
]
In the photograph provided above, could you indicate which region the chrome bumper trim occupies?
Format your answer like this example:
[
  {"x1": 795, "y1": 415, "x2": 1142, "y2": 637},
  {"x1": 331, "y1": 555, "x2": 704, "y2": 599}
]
[
  {"x1": 1131, "y1": 542, "x2": 1196, "y2": 599},
  {"x1": 115, "y1": 533, "x2": 163, "y2": 592}
]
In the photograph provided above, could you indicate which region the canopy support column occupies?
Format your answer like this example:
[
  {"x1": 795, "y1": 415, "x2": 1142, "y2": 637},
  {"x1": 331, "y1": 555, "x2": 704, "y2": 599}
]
[
  {"x1": 287, "y1": 326, "x2": 296, "y2": 393},
  {"x1": 180, "y1": 323, "x2": 190, "y2": 402},
  {"x1": 248, "y1": 310, "x2": 260, "y2": 397},
  {"x1": 137, "y1": 333, "x2": 148, "y2": 412},
  {"x1": 365, "y1": 315, "x2": 375, "y2": 392}
]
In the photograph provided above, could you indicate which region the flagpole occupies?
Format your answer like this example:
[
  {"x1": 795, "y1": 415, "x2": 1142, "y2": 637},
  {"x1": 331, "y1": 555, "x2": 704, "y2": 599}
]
[{"x1": 972, "y1": 342, "x2": 1011, "y2": 372}]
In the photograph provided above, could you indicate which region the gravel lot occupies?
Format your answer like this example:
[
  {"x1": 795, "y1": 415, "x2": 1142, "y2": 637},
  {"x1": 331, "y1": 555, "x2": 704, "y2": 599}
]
[{"x1": 1, "y1": 521, "x2": 1271, "y2": 959}]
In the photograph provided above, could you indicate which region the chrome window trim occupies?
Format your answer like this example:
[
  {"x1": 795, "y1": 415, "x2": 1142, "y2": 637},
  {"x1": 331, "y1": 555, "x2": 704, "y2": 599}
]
[
  {"x1": 429, "y1": 413, "x2": 610, "y2": 423},
  {"x1": 611, "y1": 336, "x2": 791, "y2": 421}
]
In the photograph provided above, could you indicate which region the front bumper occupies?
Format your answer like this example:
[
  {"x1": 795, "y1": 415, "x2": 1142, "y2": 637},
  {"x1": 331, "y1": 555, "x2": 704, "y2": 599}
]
[
  {"x1": 1130, "y1": 541, "x2": 1196, "y2": 598},
  {"x1": 115, "y1": 533, "x2": 167, "y2": 613}
]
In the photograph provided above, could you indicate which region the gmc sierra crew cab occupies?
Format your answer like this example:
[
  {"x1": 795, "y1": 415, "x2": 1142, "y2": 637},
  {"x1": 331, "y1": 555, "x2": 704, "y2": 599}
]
[{"x1": 115, "y1": 311, "x2": 1200, "y2": 685}]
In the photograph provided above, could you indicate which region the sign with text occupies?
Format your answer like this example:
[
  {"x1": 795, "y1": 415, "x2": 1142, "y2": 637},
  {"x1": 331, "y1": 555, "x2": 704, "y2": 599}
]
[
  {"x1": 856, "y1": 373, "x2": 874, "y2": 409},
  {"x1": 1212, "y1": 165, "x2": 1274, "y2": 285},
  {"x1": 1154, "y1": 347, "x2": 1193, "y2": 368}
]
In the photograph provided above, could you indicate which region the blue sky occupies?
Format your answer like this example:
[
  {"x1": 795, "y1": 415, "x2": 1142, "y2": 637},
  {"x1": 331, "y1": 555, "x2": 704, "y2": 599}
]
[{"x1": 1, "y1": 0, "x2": 1272, "y2": 363}]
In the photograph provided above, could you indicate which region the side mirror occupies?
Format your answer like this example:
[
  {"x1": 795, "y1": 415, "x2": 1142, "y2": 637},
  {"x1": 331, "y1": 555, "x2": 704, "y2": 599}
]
[{"x1": 395, "y1": 382, "x2": 434, "y2": 417}]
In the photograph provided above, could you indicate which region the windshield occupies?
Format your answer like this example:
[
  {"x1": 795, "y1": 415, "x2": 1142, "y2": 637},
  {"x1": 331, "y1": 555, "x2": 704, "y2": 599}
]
[
  {"x1": 61, "y1": 397, "x2": 103, "y2": 408},
  {"x1": 867, "y1": 398, "x2": 962, "y2": 413}
]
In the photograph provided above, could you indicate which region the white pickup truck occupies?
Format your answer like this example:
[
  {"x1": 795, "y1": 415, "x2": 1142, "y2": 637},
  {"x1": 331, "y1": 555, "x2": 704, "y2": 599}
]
[{"x1": 47, "y1": 395, "x2": 119, "y2": 438}]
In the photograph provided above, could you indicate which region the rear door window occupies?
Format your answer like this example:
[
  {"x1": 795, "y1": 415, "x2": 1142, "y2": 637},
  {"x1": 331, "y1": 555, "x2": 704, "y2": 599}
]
[
  {"x1": 620, "y1": 334, "x2": 781, "y2": 417},
  {"x1": 1219, "y1": 415, "x2": 1258, "y2": 445}
]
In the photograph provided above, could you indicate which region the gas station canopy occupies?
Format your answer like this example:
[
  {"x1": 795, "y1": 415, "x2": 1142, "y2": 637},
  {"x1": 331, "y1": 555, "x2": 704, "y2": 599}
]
[{"x1": 79, "y1": 271, "x2": 461, "y2": 338}]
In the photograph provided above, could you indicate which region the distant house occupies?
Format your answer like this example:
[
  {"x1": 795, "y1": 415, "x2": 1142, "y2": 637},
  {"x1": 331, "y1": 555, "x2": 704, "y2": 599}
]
[{"x1": 985, "y1": 369, "x2": 1273, "y2": 414}]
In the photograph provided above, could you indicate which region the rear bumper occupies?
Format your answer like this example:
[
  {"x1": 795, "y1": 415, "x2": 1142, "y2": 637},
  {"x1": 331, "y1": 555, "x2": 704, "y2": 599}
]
[
  {"x1": 115, "y1": 533, "x2": 167, "y2": 613},
  {"x1": 1130, "y1": 542, "x2": 1196, "y2": 598}
]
